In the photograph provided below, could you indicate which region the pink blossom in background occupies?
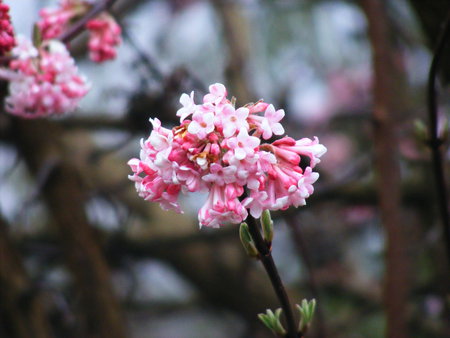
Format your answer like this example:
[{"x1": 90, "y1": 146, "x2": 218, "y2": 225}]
[
  {"x1": 86, "y1": 14, "x2": 122, "y2": 63},
  {"x1": 38, "y1": 1, "x2": 122, "y2": 63},
  {"x1": 0, "y1": 1, "x2": 15, "y2": 55},
  {"x1": 128, "y1": 83, "x2": 327, "y2": 228},
  {"x1": 38, "y1": 0, "x2": 87, "y2": 40},
  {"x1": 2, "y1": 36, "x2": 89, "y2": 118}
]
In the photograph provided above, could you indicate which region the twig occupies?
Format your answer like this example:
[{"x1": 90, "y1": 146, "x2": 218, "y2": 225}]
[
  {"x1": 245, "y1": 215, "x2": 299, "y2": 338},
  {"x1": 59, "y1": 0, "x2": 118, "y2": 43},
  {"x1": 122, "y1": 29, "x2": 164, "y2": 82},
  {"x1": 426, "y1": 11, "x2": 450, "y2": 263}
]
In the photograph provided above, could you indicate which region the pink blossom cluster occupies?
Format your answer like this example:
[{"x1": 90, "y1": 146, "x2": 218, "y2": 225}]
[
  {"x1": 0, "y1": 1, "x2": 15, "y2": 55},
  {"x1": 3, "y1": 36, "x2": 89, "y2": 118},
  {"x1": 128, "y1": 83, "x2": 326, "y2": 228},
  {"x1": 86, "y1": 14, "x2": 121, "y2": 63},
  {"x1": 38, "y1": 0, "x2": 87, "y2": 40},
  {"x1": 38, "y1": 0, "x2": 121, "y2": 63}
]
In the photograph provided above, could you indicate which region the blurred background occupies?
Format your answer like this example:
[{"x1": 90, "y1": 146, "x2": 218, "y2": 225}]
[{"x1": 0, "y1": 0, "x2": 449, "y2": 337}]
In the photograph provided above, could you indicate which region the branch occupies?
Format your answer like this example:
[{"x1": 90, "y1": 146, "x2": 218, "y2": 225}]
[
  {"x1": 426, "y1": 11, "x2": 450, "y2": 265},
  {"x1": 245, "y1": 215, "x2": 299, "y2": 338},
  {"x1": 59, "y1": 0, "x2": 118, "y2": 43}
]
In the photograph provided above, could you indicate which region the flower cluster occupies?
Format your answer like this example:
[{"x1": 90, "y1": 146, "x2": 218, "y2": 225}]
[
  {"x1": 86, "y1": 14, "x2": 121, "y2": 63},
  {"x1": 128, "y1": 83, "x2": 326, "y2": 228},
  {"x1": 37, "y1": 0, "x2": 121, "y2": 63},
  {"x1": 0, "y1": 1, "x2": 15, "y2": 55},
  {"x1": 3, "y1": 36, "x2": 89, "y2": 118},
  {"x1": 38, "y1": 0, "x2": 87, "y2": 40}
]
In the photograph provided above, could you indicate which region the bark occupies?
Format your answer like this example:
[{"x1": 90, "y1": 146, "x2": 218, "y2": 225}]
[
  {"x1": 361, "y1": 1, "x2": 409, "y2": 338},
  {"x1": 12, "y1": 118, "x2": 126, "y2": 338},
  {"x1": 0, "y1": 216, "x2": 52, "y2": 338}
]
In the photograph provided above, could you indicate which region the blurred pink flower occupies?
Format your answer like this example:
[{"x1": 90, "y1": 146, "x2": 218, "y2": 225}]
[
  {"x1": 38, "y1": 1, "x2": 122, "y2": 63},
  {"x1": 2, "y1": 36, "x2": 89, "y2": 118},
  {"x1": 86, "y1": 14, "x2": 122, "y2": 63},
  {"x1": 0, "y1": 1, "x2": 15, "y2": 55}
]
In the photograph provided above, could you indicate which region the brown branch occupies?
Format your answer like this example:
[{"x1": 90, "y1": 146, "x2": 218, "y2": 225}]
[
  {"x1": 245, "y1": 215, "x2": 299, "y2": 338},
  {"x1": 426, "y1": 11, "x2": 450, "y2": 266},
  {"x1": 361, "y1": 1, "x2": 409, "y2": 338}
]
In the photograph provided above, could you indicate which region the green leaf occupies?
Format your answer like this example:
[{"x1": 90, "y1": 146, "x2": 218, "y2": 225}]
[
  {"x1": 258, "y1": 308, "x2": 286, "y2": 335},
  {"x1": 296, "y1": 299, "x2": 316, "y2": 334},
  {"x1": 32, "y1": 23, "x2": 42, "y2": 48}
]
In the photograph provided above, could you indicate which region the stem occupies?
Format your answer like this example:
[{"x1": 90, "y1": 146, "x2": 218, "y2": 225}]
[
  {"x1": 58, "y1": 0, "x2": 118, "y2": 43},
  {"x1": 245, "y1": 215, "x2": 299, "y2": 338},
  {"x1": 426, "y1": 11, "x2": 450, "y2": 264}
]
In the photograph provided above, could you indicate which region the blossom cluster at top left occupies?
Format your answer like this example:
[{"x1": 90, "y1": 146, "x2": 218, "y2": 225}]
[{"x1": 0, "y1": 0, "x2": 122, "y2": 119}]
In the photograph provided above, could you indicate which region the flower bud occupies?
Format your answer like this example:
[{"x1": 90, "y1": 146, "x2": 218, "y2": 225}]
[
  {"x1": 239, "y1": 222, "x2": 258, "y2": 258},
  {"x1": 413, "y1": 119, "x2": 428, "y2": 143},
  {"x1": 260, "y1": 210, "x2": 274, "y2": 244}
]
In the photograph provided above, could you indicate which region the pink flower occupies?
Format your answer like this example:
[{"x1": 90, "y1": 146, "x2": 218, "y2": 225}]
[
  {"x1": 203, "y1": 83, "x2": 227, "y2": 107},
  {"x1": 3, "y1": 37, "x2": 89, "y2": 118},
  {"x1": 128, "y1": 159, "x2": 182, "y2": 213},
  {"x1": 262, "y1": 104, "x2": 285, "y2": 139},
  {"x1": 0, "y1": 1, "x2": 15, "y2": 55},
  {"x1": 38, "y1": 1, "x2": 122, "y2": 63},
  {"x1": 128, "y1": 82, "x2": 326, "y2": 228},
  {"x1": 220, "y1": 104, "x2": 249, "y2": 138},
  {"x1": 248, "y1": 103, "x2": 285, "y2": 140},
  {"x1": 272, "y1": 136, "x2": 327, "y2": 168},
  {"x1": 226, "y1": 127, "x2": 260, "y2": 160},
  {"x1": 198, "y1": 184, "x2": 247, "y2": 228},
  {"x1": 38, "y1": 0, "x2": 85, "y2": 40},
  {"x1": 176, "y1": 91, "x2": 196, "y2": 122},
  {"x1": 202, "y1": 163, "x2": 237, "y2": 185},
  {"x1": 188, "y1": 111, "x2": 215, "y2": 138},
  {"x1": 86, "y1": 14, "x2": 122, "y2": 63}
]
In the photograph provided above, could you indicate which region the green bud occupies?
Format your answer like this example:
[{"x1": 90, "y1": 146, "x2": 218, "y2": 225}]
[
  {"x1": 413, "y1": 119, "x2": 428, "y2": 143},
  {"x1": 260, "y1": 210, "x2": 274, "y2": 244},
  {"x1": 32, "y1": 24, "x2": 42, "y2": 48},
  {"x1": 296, "y1": 299, "x2": 316, "y2": 334},
  {"x1": 239, "y1": 222, "x2": 258, "y2": 258},
  {"x1": 440, "y1": 117, "x2": 448, "y2": 141},
  {"x1": 258, "y1": 308, "x2": 286, "y2": 335}
]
